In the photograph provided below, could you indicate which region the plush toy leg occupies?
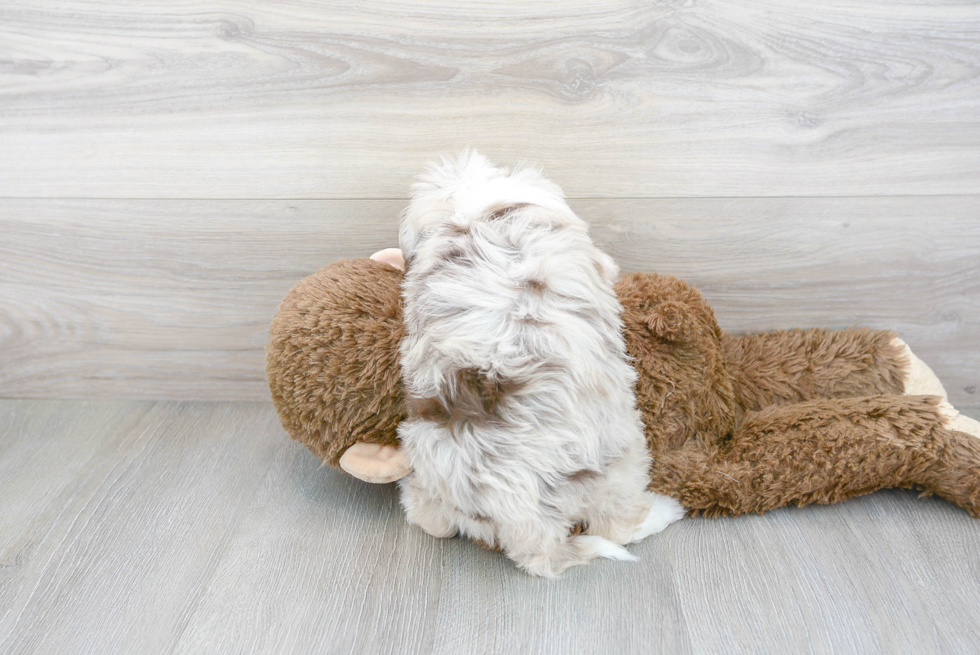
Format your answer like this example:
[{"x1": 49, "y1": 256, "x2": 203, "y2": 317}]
[
  {"x1": 649, "y1": 395, "x2": 980, "y2": 518},
  {"x1": 722, "y1": 328, "x2": 908, "y2": 410}
]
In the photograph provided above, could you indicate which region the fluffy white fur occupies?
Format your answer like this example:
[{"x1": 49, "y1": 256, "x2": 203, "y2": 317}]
[{"x1": 396, "y1": 151, "x2": 685, "y2": 577}]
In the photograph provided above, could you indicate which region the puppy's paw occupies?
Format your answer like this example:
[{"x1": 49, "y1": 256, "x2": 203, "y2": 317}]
[
  {"x1": 398, "y1": 477, "x2": 458, "y2": 539},
  {"x1": 416, "y1": 520, "x2": 458, "y2": 539},
  {"x1": 574, "y1": 535, "x2": 638, "y2": 562},
  {"x1": 628, "y1": 492, "x2": 686, "y2": 544}
]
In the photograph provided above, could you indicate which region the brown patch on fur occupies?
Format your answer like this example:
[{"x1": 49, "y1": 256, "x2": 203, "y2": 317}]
[
  {"x1": 453, "y1": 367, "x2": 522, "y2": 416},
  {"x1": 406, "y1": 396, "x2": 452, "y2": 424},
  {"x1": 524, "y1": 279, "x2": 547, "y2": 293},
  {"x1": 445, "y1": 223, "x2": 470, "y2": 236},
  {"x1": 443, "y1": 246, "x2": 471, "y2": 266},
  {"x1": 484, "y1": 202, "x2": 530, "y2": 222},
  {"x1": 568, "y1": 469, "x2": 602, "y2": 483},
  {"x1": 404, "y1": 369, "x2": 525, "y2": 432}
]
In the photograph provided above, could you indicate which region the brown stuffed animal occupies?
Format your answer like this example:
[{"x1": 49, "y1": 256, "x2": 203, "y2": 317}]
[{"x1": 266, "y1": 250, "x2": 980, "y2": 519}]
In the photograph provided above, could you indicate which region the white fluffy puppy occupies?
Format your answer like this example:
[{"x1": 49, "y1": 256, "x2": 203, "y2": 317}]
[{"x1": 397, "y1": 151, "x2": 685, "y2": 577}]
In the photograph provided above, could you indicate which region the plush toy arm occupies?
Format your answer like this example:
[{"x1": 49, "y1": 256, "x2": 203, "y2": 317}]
[
  {"x1": 615, "y1": 272, "x2": 717, "y2": 343},
  {"x1": 721, "y1": 328, "x2": 913, "y2": 410},
  {"x1": 649, "y1": 395, "x2": 980, "y2": 518},
  {"x1": 340, "y1": 442, "x2": 413, "y2": 483},
  {"x1": 371, "y1": 248, "x2": 405, "y2": 271}
]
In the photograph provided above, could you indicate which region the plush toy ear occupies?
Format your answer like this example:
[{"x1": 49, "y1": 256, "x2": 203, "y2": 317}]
[
  {"x1": 370, "y1": 248, "x2": 405, "y2": 272},
  {"x1": 339, "y1": 442, "x2": 413, "y2": 483}
]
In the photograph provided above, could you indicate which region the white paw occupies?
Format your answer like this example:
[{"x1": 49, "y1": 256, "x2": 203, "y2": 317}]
[
  {"x1": 628, "y1": 493, "x2": 686, "y2": 544},
  {"x1": 575, "y1": 535, "x2": 638, "y2": 562},
  {"x1": 405, "y1": 511, "x2": 458, "y2": 539},
  {"x1": 893, "y1": 337, "x2": 948, "y2": 399}
]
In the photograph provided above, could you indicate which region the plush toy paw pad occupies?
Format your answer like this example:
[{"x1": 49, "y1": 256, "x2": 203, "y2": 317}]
[
  {"x1": 939, "y1": 401, "x2": 980, "y2": 440},
  {"x1": 893, "y1": 337, "x2": 948, "y2": 400}
]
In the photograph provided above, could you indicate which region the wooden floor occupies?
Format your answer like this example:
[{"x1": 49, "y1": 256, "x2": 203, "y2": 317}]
[
  {"x1": 3, "y1": 1, "x2": 980, "y2": 653},
  {"x1": 1, "y1": 399, "x2": 978, "y2": 655}
]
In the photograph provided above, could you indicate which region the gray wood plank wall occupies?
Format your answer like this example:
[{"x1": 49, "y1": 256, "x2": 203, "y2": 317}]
[
  {"x1": 2, "y1": 1, "x2": 979, "y2": 198},
  {"x1": 2, "y1": 198, "x2": 977, "y2": 406},
  {"x1": 1, "y1": 1, "x2": 978, "y2": 408}
]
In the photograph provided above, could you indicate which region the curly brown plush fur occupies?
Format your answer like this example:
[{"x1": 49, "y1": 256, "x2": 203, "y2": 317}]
[
  {"x1": 267, "y1": 259, "x2": 406, "y2": 466},
  {"x1": 650, "y1": 395, "x2": 980, "y2": 517},
  {"x1": 617, "y1": 271, "x2": 979, "y2": 517},
  {"x1": 267, "y1": 259, "x2": 980, "y2": 518}
]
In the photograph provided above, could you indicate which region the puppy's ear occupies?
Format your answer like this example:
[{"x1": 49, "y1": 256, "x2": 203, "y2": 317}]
[
  {"x1": 339, "y1": 442, "x2": 412, "y2": 483},
  {"x1": 593, "y1": 251, "x2": 620, "y2": 285}
]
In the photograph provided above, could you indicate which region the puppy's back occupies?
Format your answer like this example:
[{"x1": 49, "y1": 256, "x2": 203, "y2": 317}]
[
  {"x1": 396, "y1": 152, "x2": 656, "y2": 576},
  {"x1": 400, "y1": 201, "x2": 632, "y2": 422}
]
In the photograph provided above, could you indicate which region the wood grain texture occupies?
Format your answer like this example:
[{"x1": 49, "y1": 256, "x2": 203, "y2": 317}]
[
  {"x1": 1, "y1": 400, "x2": 979, "y2": 654},
  {"x1": 172, "y1": 420, "x2": 442, "y2": 655},
  {"x1": 0, "y1": 400, "x2": 283, "y2": 655},
  {"x1": 1, "y1": 197, "x2": 977, "y2": 408},
  {"x1": 1, "y1": 0, "x2": 979, "y2": 198},
  {"x1": 667, "y1": 494, "x2": 980, "y2": 654},
  {"x1": 0, "y1": 400, "x2": 151, "y2": 564}
]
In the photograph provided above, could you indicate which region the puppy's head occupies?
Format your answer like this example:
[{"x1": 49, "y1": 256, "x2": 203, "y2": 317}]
[{"x1": 398, "y1": 150, "x2": 584, "y2": 265}]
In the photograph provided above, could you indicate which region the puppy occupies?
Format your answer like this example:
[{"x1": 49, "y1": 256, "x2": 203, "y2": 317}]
[{"x1": 397, "y1": 151, "x2": 685, "y2": 577}]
